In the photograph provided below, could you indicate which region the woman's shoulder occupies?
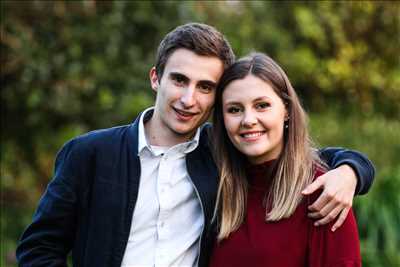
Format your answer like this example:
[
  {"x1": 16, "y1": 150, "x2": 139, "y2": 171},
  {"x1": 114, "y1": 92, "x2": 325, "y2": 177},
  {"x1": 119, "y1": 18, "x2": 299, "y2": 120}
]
[
  {"x1": 313, "y1": 164, "x2": 327, "y2": 181},
  {"x1": 306, "y1": 164, "x2": 328, "y2": 203}
]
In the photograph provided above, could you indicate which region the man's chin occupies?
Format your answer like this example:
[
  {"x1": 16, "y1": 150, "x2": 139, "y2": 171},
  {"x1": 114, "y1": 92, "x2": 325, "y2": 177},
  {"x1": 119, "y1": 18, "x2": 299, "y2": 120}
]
[
  {"x1": 173, "y1": 128, "x2": 196, "y2": 137},
  {"x1": 168, "y1": 117, "x2": 207, "y2": 138},
  {"x1": 171, "y1": 125, "x2": 198, "y2": 138}
]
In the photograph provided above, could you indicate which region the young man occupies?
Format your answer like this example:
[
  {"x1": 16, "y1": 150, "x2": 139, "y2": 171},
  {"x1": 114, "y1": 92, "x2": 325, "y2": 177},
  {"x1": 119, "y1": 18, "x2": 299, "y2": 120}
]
[{"x1": 16, "y1": 23, "x2": 374, "y2": 267}]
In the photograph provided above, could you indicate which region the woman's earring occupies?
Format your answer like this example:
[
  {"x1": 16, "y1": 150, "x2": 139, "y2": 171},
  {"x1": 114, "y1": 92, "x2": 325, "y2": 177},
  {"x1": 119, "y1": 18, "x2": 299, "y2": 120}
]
[{"x1": 284, "y1": 116, "x2": 290, "y2": 129}]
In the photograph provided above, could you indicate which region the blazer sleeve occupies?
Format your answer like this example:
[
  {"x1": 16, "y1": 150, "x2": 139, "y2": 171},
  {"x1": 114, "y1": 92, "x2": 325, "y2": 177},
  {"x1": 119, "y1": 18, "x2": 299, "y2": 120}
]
[
  {"x1": 318, "y1": 147, "x2": 376, "y2": 195},
  {"x1": 16, "y1": 139, "x2": 88, "y2": 266}
]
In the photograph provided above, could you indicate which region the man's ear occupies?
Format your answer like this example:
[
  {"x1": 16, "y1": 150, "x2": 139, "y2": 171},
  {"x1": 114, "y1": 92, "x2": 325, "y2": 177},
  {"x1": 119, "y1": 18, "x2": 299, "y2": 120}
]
[{"x1": 149, "y1": 67, "x2": 159, "y2": 92}]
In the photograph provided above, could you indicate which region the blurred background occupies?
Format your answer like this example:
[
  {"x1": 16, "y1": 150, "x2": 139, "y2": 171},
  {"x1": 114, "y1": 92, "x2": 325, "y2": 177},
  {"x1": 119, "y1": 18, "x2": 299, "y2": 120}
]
[{"x1": 1, "y1": 1, "x2": 399, "y2": 266}]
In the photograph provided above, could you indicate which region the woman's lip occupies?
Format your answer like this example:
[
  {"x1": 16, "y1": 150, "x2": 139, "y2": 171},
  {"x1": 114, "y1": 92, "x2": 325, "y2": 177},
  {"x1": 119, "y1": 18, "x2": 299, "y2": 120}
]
[{"x1": 239, "y1": 131, "x2": 266, "y2": 141}]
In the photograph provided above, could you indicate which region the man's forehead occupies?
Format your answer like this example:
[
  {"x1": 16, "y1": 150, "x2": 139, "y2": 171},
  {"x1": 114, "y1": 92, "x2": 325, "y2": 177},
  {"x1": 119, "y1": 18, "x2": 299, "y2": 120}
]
[{"x1": 164, "y1": 49, "x2": 224, "y2": 82}]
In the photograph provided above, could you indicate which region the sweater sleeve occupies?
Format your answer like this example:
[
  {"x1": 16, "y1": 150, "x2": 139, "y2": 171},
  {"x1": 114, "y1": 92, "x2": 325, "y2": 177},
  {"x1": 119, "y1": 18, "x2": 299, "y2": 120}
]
[
  {"x1": 308, "y1": 208, "x2": 361, "y2": 267},
  {"x1": 307, "y1": 170, "x2": 361, "y2": 267},
  {"x1": 308, "y1": 171, "x2": 361, "y2": 267},
  {"x1": 318, "y1": 147, "x2": 376, "y2": 195}
]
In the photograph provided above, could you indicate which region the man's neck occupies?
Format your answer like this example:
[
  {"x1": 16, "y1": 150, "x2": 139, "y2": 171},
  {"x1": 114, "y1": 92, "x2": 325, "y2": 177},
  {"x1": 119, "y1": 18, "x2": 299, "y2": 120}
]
[{"x1": 144, "y1": 115, "x2": 195, "y2": 147}]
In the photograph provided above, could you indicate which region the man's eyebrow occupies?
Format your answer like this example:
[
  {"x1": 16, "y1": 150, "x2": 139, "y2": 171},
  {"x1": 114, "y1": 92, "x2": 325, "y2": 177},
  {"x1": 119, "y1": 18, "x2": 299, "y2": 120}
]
[
  {"x1": 169, "y1": 72, "x2": 217, "y2": 87},
  {"x1": 198, "y1": 80, "x2": 217, "y2": 88},
  {"x1": 169, "y1": 72, "x2": 189, "y2": 80}
]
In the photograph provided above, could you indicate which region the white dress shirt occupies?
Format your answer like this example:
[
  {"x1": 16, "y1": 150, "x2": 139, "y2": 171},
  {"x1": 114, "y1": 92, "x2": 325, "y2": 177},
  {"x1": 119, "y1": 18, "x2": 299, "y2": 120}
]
[{"x1": 121, "y1": 108, "x2": 204, "y2": 267}]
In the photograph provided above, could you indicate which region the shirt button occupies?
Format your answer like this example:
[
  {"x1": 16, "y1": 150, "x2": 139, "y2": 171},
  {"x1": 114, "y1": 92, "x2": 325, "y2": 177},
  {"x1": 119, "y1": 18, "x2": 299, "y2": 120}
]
[{"x1": 160, "y1": 221, "x2": 165, "y2": 227}]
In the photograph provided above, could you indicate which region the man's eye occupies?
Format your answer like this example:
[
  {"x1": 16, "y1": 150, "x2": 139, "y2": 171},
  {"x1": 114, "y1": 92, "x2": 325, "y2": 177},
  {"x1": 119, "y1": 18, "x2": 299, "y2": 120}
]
[
  {"x1": 172, "y1": 75, "x2": 186, "y2": 85},
  {"x1": 199, "y1": 84, "x2": 213, "y2": 93},
  {"x1": 227, "y1": 107, "x2": 241, "y2": 114},
  {"x1": 175, "y1": 77, "x2": 185, "y2": 83}
]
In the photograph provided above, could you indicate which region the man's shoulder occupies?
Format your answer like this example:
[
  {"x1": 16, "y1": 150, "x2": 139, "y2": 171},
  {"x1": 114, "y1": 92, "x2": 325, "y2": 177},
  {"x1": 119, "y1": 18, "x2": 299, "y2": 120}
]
[
  {"x1": 61, "y1": 124, "x2": 134, "y2": 156},
  {"x1": 77, "y1": 124, "x2": 131, "y2": 145},
  {"x1": 200, "y1": 122, "x2": 213, "y2": 131},
  {"x1": 199, "y1": 122, "x2": 213, "y2": 139}
]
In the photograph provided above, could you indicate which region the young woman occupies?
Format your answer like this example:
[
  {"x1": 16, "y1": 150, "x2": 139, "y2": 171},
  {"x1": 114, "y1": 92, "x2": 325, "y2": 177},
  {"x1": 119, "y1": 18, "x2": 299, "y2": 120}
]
[{"x1": 210, "y1": 53, "x2": 361, "y2": 267}]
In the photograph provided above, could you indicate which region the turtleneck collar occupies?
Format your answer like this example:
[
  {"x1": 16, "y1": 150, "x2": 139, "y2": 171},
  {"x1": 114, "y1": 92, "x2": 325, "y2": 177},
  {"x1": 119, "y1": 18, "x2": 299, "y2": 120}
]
[{"x1": 246, "y1": 159, "x2": 278, "y2": 190}]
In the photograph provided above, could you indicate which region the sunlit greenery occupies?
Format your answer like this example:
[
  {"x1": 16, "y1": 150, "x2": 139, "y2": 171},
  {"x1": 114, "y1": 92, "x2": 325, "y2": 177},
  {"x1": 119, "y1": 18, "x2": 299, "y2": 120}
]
[{"x1": 1, "y1": 1, "x2": 399, "y2": 266}]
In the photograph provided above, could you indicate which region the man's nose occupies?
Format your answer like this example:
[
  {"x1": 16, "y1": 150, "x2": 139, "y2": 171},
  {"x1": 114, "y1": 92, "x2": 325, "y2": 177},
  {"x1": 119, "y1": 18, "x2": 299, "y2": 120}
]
[{"x1": 180, "y1": 87, "x2": 196, "y2": 108}]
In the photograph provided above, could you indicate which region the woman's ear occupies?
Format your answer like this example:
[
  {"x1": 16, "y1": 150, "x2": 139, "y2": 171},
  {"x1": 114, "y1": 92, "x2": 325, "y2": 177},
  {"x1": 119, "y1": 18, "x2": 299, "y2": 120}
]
[{"x1": 284, "y1": 102, "x2": 290, "y2": 121}]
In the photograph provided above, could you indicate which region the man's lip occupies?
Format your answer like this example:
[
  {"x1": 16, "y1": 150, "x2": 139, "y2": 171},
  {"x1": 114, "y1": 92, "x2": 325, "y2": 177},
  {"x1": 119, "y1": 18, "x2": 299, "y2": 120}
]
[{"x1": 173, "y1": 107, "x2": 198, "y2": 116}]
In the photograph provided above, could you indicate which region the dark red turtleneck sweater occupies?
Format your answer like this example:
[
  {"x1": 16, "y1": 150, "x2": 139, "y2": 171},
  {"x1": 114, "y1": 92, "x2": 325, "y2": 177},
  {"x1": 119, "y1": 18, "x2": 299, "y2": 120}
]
[{"x1": 209, "y1": 160, "x2": 361, "y2": 267}]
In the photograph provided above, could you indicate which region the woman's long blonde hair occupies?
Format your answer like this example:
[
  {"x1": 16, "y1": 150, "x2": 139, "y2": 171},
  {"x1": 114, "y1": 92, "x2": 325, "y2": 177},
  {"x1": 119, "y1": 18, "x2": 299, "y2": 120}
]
[{"x1": 211, "y1": 53, "x2": 326, "y2": 241}]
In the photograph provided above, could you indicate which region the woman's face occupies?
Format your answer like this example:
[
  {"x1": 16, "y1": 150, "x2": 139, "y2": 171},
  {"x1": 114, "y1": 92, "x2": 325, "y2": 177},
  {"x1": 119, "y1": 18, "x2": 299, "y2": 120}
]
[{"x1": 222, "y1": 74, "x2": 287, "y2": 164}]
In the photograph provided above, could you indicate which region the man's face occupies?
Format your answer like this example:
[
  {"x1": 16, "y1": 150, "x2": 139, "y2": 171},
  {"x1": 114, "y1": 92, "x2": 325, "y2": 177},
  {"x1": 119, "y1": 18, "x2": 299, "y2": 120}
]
[{"x1": 150, "y1": 48, "x2": 224, "y2": 144}]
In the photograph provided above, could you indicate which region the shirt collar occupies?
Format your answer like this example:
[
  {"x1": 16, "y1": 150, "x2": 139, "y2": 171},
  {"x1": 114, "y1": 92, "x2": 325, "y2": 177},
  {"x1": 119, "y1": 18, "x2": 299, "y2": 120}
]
[{"x1": 138, "y1": 107, "x2": 200, "y2": 156}]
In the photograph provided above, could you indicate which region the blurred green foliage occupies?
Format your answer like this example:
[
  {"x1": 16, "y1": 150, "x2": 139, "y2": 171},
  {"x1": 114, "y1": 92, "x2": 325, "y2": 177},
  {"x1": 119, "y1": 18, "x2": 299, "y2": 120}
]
[{"x1": 1, "y1": 1, "x2": 399, "y2": 266}]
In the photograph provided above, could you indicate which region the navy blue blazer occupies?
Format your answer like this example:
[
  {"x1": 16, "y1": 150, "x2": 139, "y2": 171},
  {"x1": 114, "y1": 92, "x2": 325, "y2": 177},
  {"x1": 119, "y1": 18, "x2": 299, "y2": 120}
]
[{"x1": 16, "y1": 114, "x2": 374, "y2": 267}]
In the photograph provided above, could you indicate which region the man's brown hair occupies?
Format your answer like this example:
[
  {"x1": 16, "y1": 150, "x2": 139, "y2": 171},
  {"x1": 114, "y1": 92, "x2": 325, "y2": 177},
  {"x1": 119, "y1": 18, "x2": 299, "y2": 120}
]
[{"x1": 155, "y1": 23, "x2": 235, "y2": 79}]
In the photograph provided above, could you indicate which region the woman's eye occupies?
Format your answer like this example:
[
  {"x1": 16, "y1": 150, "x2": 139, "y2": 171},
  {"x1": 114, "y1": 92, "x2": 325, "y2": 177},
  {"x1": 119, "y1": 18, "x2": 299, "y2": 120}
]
[
  {"x1": 256, "y1": 102, "x2": 270, "y2": 109},
  {"x1": 227, "y1": 107, "x2": 241, "y2": 114}
]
